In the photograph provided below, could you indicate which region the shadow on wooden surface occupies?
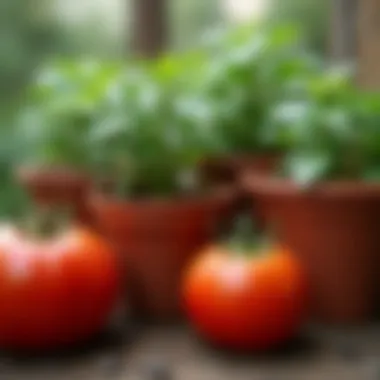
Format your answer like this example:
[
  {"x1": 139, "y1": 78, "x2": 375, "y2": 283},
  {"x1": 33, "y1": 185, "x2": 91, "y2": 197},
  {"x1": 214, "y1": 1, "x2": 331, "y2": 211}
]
[
  {"x1": 0, "y1": 323, "x2": 139, "y2": 366},
  {"x1": 189, "y1": 329, "x2": 319, "y2": 364}
]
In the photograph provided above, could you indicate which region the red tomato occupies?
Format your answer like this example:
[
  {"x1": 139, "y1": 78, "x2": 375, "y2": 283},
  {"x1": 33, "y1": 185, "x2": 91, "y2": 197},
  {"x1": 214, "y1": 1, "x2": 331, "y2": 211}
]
[
  {"x1": 0, "y1": 224, "x2": 120, "y2": 350},
  {"x1": 182, "y1": 244, "x2": 307, "y2": 351}
]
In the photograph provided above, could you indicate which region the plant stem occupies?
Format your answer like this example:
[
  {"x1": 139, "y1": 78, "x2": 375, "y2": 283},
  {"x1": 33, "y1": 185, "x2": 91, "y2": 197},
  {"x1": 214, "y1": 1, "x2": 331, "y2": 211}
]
[{"x1": 227, "y1": 213, "x2": 257, "y2": 255}]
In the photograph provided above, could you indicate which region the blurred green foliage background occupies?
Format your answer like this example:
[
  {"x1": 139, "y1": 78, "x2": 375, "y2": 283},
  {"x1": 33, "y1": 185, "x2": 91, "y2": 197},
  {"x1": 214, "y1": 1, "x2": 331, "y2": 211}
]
[{"x1": 0, "y1": 0, "x2": 331, "y2": 216}]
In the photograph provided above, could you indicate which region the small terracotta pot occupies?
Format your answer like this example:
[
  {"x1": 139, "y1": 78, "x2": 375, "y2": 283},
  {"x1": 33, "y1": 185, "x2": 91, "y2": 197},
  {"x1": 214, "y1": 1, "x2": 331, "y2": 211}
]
[
  {"x1": 89, "y1": 189, "x2": 234, "y2": 322},
  {"x1": 243, "y1": 173, "x2": 380, "y2": 324},
  {"x1": 16, "y1": 166, "x2": 92, "y2": 224}
]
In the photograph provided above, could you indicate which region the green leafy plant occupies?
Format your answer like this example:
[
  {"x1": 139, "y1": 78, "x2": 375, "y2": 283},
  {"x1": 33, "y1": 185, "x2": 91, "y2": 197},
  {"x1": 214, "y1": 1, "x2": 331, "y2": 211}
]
[
  {"x1": 270, "y1": 66, "x2": 380, "y2": 186},
  {"x1": 87, "y1": 24, "x2": 325, "y2": 196},
  {"x1": 16, "y1": 59, "x2": 122, "y2": 170},
  {"x1": 196, "y1": 24, "x2": 322, "y2": 154},
  {"x1": 11, "y1": 23, "x2": 330, "y2": 200},
  {"x1": 90, "y1": 57, "x2": 218, "y2": 198}
]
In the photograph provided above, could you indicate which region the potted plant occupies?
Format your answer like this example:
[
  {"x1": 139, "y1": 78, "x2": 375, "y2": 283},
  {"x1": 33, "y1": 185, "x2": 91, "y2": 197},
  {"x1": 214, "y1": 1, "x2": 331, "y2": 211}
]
[
  {"x1": 243, "y1": 67, "x2": 380, "y2": 324},
  {"x1": 194, "y1": 24, "x2": 322, "y2": 228},
  {"x1": 15, "y1": 59, "x2": 121, "y2": 223},
  {"x1": 197, "y1": 23, "x2": 321, "y2": 186},
  {"x1": 88, "y1": 64, "x2": 233, "y2": 321}
]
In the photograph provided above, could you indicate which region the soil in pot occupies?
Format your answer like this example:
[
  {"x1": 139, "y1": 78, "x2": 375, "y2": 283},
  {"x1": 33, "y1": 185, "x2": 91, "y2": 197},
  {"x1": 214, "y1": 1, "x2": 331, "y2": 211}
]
[
  {"x1": 89, "y1": 188, "x2": 234, "y2": 322},
  {"x1": 243, "y1": 173, "x2": 380, "y2": 324},
  {"x1": 16, "y1": 166, "x2": 92, "y2": 225}
]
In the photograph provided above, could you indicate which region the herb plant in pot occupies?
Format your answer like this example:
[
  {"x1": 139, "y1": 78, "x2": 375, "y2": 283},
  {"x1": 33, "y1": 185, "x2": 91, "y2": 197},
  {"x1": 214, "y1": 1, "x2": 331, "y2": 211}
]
[
  {"x1": 196, "y1": 25, "x2": 322, "y2": 230},
  {"x1": 243, "y1": 72, "x2": 380, "y2": 324},
  {"x1": 15, "y1": 60, "x2": 121, "y2": 223},
  {"x1": 88, "y1": 68, "x2": 233, "y2": 321},
  {"x1": 197, "y1": 24, "x2": 321, "y2": 186}
]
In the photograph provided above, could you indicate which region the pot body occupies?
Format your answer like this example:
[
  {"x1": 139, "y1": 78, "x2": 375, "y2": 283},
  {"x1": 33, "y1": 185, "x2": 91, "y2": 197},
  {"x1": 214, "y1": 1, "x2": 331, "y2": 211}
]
[
  {"x1": 90, "y1": 190, "x2": 233, "y2": 321},
  {"x1": 244, "y1": 174, "x2": 380, "y2": 324},
  {"x1": 17, "y1": 166, "x2": 92, "y2": 224}
]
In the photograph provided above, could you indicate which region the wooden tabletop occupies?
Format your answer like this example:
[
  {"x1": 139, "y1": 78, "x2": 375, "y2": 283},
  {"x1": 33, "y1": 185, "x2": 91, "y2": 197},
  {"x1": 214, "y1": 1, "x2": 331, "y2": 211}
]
[{"x1": 1, "y1": 324, "x2": 380, "y2": 380}]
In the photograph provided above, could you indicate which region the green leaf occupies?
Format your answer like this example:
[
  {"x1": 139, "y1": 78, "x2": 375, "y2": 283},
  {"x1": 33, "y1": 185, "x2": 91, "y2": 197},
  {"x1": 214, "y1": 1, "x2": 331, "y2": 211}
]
[
  {"x1": 363, "y1": 168, "x2": 380, "y2": 182},
  {"x1": 284, "y1": 151, "x2": 332, "y2": 187}
]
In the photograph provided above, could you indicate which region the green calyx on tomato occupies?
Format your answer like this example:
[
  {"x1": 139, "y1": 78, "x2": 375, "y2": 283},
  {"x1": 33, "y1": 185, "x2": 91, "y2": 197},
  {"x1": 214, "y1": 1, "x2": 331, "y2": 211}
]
[
  {"x1": 19, "y1": 205, "x2": 75, "y2": 240},
  {"x1": 225, "y1": 213, "x2": 274, "y2": 257}
]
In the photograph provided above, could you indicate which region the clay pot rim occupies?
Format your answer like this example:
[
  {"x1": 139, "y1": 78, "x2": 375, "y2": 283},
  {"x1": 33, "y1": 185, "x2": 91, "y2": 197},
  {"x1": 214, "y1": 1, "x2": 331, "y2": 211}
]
[
  {"x1": 16, "y1": 165, "x2": 90, "y2": 186},
  {"x1": 242, "y1": 172, "x2": 380, "y2": 199},
  {"x1": 200, "y1": 152, "x2": 282, "y2": 167},
  {"x1": 89, "y1": 185, "x2": 235, "y2": 211}
]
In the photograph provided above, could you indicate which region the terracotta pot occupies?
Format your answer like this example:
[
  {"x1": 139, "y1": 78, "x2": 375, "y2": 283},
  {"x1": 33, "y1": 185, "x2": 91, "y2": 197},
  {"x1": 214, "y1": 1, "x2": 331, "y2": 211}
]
[
  {"x1": 243, "y1": 173, "x2": 380, "y2": 324},
  {"x1": 89, "y1": 189, "x2": 234, "y2": 322},
  {"x1": 16, "y1": 166, "x2": 92, "y2": 224}
]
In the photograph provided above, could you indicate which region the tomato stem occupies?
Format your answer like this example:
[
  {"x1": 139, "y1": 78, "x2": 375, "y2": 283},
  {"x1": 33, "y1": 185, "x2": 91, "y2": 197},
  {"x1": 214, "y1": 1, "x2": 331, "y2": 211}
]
[
  {"x1": 227, "y1": 213, "x2": 257, "y2": 254},
  {"x1": 226, "y1": 213, "x2": 277, "y2": 256}
]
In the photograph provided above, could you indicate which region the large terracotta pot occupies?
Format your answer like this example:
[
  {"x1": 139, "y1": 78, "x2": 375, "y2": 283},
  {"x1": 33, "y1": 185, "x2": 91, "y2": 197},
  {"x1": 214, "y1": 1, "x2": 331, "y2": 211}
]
[
  {"x1": 243, "y1": 173, "x2": 380, "y2": 324},
  {"x1": 89, "y1": 189, "x2": 234, "y2": 322},
  {"x1": 16, "y1": 166, "x2": 92, "y2": 224}
]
